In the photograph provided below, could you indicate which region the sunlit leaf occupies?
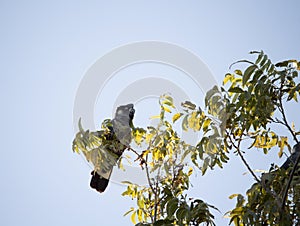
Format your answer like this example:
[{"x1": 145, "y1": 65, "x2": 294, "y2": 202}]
[
  {"x1": 187, "y1": 167, "x2": 193, "y2": 176},
  {"x1": 229, "y1": 194, "x2": 240, "y2": 199},
  {"x1": 137, "y1": 209, "x2": 143, "y2": 222},
  {"x1": 163, "y1": 106, "x2": 172, "y2": 113},
  {"x1": 172, "y1": 112, "x2": 183, "y2": 123},
  {"x1": 223, "y1": 73, "x2": 234, "y2": 85},
  {"x1": 131, "y1": 210, "x2": 137, "y2": 225},
  {"x1": 150, "y1": 115, "x2": 160, "y2": 119},
  {"x1": 202, "y1": 118, "x2": 211, "y2": 132},
  {"x1": 133, "y1": 128, "x2": 146, "y2": 145}
]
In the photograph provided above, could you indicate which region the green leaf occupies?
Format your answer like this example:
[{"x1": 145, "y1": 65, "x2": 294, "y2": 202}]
[
  {"x1": 167, "y1": 198, "x2": 179, "y2": 217},
  {"x1": 261, "y1": 59, "x2": 271, "y2": 72},
  {"x1": 153, "y1": 219, "x2": 174, "y2": 226},
  {"x1": 122, "y1": 181, "x2": 133, "y2": 185},
  {"x1": 201, "y1": 158, "x2": 210, "y2": 175},
  {"x1": 228, "y1": 87, "x2": 244, "y2": 93},
  {"x1": 181, "y1": 101, "x2": 196, "y2": 110},
  {"x1": 176, "y1": 207, "x2": 188, "y2": 221},
  {"x1": 182, "y1": 114, "x2": 189, "y2": 131},
  {"x1": 78, "y1": 118, "x2": 84, "y2": 133},
  {"x1": 205, "y1": 85, "x2": 220, "y2": 107},
  {"x1": 255, "y1": 51, "x2": 264, "y2": 65},
  {"x1": 243, "y1": 65, "x2": 257, "y2": 86},
  {"x1": 275, "y1": 60, "x2": 297, "y2": 68},
  {"x1": 259, "y1": 54, "x2": 268, "y2": 66}
]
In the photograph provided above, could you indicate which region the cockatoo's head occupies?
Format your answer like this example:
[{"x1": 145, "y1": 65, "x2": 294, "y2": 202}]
[{"x1": 112, "y1": 104, "x2": 135, "y2": 146}]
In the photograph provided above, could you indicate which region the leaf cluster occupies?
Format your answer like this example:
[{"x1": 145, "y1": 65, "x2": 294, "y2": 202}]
[
  {"x1": 72, "y1": 51, "x2": 300, "y2": 226},
  {"x1": 221, "y1": 52, "x2": 300, "y2": 225},
  {"x1": 122, "y1": 94, "x2": 217, "y2": 225}
]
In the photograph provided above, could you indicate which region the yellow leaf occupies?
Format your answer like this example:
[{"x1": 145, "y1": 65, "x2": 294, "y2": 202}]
[
  {"x1": 292, "y1": 122, "x2": 296, "y2": 132},
  {"x1": 162, "y1": 99, "x2": 175, "y2": 108},
  {"x1": 172, "y1": 113, "x2": 183, "y2": 123},
  {"x1": 234, "y1": 128, "x2": 243, "y2": 137},
  {"x1": 278, "y1": 136, "x2": 288, "y2": 157},
  {"x1": 150, "y1": 115, "x2": 160, "y2": 119},
  {"x1": 160, "y1": 94, "x2": 175, "y2": 108},
  {"x1": 146, "y1": 133, "x2": 154, "y2": 144},
  {"x1": 187, "y1": 167, "x2": 193, "y2": 176},
  {"x1": 229, "y1": 194, "x2": 239, "y2": 199},
  {"x1": 163, "y1": 106, "x2": 172, "y2": 113},
  {"x1": 131, "y1": 210, "x2": 137, "y2": 225},
  {"x1": 118, "y1": 159, "x2": 125, "y2": 171},
  {"x1": 133, "y1": 129, "x2": 145, "y2": 145},
  {"x1": 223, "y1": 73, "x2": 234, "y2": 85},
  {"x1": 137, "y1": 209, "x2": 143, "y2": 222},
  {"x1": 137, "y1": 197, "x2": 145, "y2": 209},
  {"x1": 202, "y1": 118, "x2": 211, "y2": 131}
]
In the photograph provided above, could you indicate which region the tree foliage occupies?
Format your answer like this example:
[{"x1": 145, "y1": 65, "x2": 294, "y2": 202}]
[
  {"x1": 72, "y1": 52, "x2": 300, "y2": 225},
  {"x1": 221, "y1": 52, "x2": 300, "y2": 225}
]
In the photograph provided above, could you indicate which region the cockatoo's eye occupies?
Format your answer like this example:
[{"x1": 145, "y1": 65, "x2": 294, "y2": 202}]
[
  {"x1": 129, "y1": 108, "x2": 135, "y2": 119},
  {"x1": 129, "y1": 108, "x2": 135, "y2": 114}
]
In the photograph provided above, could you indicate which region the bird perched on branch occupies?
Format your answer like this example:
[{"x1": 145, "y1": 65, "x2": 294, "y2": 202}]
[
  {"x1": 90, "y1": 104, "x2": 135, "y2": 193},
  {"x1": 72, "y1": 104, "x2": 135, "y2": 193}
]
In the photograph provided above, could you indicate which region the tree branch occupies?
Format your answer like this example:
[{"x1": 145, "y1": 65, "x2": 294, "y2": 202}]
[
  {"x1": 226, "y1": 130, "x2": 260, "y2": 183},
  {"x1": 280, "y1": 147, "x2": 300, "y2": 217}
]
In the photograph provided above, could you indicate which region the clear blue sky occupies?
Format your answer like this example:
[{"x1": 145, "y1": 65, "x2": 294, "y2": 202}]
[{"x1": 1, "y1": 1, "x2": 299, "y2": 225}]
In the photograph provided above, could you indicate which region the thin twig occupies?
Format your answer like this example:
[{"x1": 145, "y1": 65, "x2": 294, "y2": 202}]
[
  {"x1": 145, "y1": 155, "x2": 156, "y2": 223},
  {"x1": 227, "y1": 131, "x2": 260, "y2": 183},
  {"x1": 145, "y1": 155, "x2": 156, "y2": 196},
  {"x1": 278, "y1": 98, "x2": 299, "y2": 143},
  {"x1": 126, "y1": 146, "x2": 156, "y2": 194}
]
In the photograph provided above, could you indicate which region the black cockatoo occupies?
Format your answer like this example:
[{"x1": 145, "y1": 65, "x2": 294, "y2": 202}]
[
  {"x1": 90, "y1": 104, "x2": 135, "y2": 193},
  {"x1": 280, "y1": 142, "x2": 300, "y2": 170}
]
